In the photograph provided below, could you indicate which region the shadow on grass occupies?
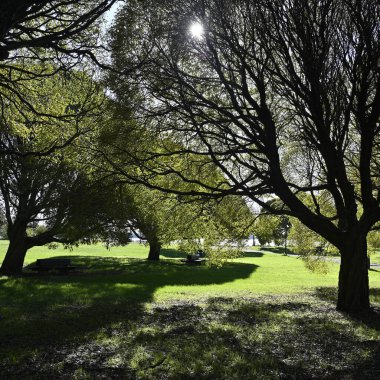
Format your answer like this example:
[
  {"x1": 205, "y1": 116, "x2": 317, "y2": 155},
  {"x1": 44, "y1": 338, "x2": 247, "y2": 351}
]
[
  {"x1": 259, "y1": 246, "x2": 293, "y2": 255},
  {"x1": 0, "y1": 255, "x2": 258, "y2": 364},
  {"x1": 160, "y1": 247, "x2": 186, "y2": 259},
  {"x1": 1, "y1": 295, "x2": 375, "y2": 379},
  {"x1": 315, "y1": 287, "x2": 380, "y2": 331},
  {"x1": 2, "y1": 271, "x2": 380, "y2": 379},
  {"x1": 241, "y1": 250, "x2": 264, "y2": 258},
  {"x1": 3, "y1": 252, "x2": 380, "y2": 379}
]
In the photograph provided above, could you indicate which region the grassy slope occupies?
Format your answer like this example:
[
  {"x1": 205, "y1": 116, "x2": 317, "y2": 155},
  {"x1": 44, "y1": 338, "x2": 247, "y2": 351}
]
[{"x1": 1, "y1": 241, "x2": 380, "y2": 379}]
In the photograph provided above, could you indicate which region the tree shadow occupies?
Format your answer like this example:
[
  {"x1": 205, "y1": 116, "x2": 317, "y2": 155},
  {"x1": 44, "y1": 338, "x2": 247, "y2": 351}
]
[
  {"x1": 241, "y1": 250, "x2": 264, "y2": 258},
  {"x1": 160, "y1": 247, "x2": 185, "y2": 259},
  {"x1": 3, "y1": 267, "x2": 380, "y2": 379},
  {"x1": 259, "y1": 246, "x2": 293, "y2": 255},
  {"x1": 0, "y1": 255, "x2": 258, "y2": 363},
  {"x1": 315, "y1": 287, "x2": 380, "y2": 331}
]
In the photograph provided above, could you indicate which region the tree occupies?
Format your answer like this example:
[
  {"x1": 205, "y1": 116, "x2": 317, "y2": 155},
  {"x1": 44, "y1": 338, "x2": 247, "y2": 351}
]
[
  {"x1": 0, "y1": 68, "x2": 112, "y2": 275},
  {"x1": 0, "y1": 154, "x2": 119, "y2": 275},
  {"x1": 274, "y1": 216, "x2": 291, "y2": 250},
  {"x1": 0, "y1": 1, "x2": 116, "y2": 63},
  {"x1": 0, "y1": 1, "x2": 118, "y2": 156},
  {"x1": 0, "y1": 210, "x2": 7, "y2": 239},
  {"x1": 253, "y1": 215, "x2": 279, "y2": 247},
  {"x1": 253, "y1": 199, "x2": 291, "y2": 248},
  {"x1": 174, "y1": 195, "x2": 254, "y2": 265},
  {"x1": 114, "y1": 184, "x2": 176, "y2": 261},
  {"x1": 98, "y1": 94, "x2": 255, "y2": 261},
  {"x1": 109, "y1": 0, "x2": 380, "y2": 312}
]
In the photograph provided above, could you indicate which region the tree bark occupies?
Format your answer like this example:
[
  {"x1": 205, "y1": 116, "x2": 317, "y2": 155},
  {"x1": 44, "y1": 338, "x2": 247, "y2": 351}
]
[
  {"x1": 337, "y1": 234, "x2": 370, "y2": 313},
  {"x1": 0, "y1": 233, "x2": 29, "y2": 275},
  {"x1": 147, "y1": 239, "x2": 161, "y2": 261}
]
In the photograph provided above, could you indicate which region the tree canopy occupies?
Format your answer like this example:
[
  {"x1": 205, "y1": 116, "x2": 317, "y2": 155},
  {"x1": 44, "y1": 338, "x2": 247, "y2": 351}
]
[
  {"x1": 0, "y1": 67, "x2": 113, "y2": 274},
  {"x1": 0, "y1": 1, "x2": 118, "y2": 156},
  {"x1": 0, "y1": 1, "x2": 116, "y2": 62},
  {"x1": 97, "y1": 103, "x2": 254, "y2": 262},
  {"x1": 108, "y1": 0, "x2": 380, "y2": 312}
]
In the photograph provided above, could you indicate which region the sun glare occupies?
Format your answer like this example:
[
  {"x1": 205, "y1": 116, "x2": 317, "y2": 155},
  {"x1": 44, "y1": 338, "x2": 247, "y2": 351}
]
[{"x1": 189, "y1": 22, "x2": 204, "y2": 39}]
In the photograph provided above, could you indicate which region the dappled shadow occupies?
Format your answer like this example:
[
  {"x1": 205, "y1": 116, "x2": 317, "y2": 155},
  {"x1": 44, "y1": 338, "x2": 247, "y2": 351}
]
[
  {"x1": 4, "y1": 254, "x2": 380, "y2": 379},
  {"x1": 2, "y1": 283, "x2": 380, "y2": 379},
  {"x1": 259, "y1": 246, "x2": 294, "y2": 255},
  {"x1": 241, "y1": 250, "x2": 264, "y2": 258},
  {"x1": 0, "y1": 297, "x2": 373, "y2": 379},
  {"x1": 160, "y1": 247, "x2": 185, "y2": 259},
  {"x1": 314, "y1": 286, "x2": 338, "y2": 303},
  {"x1": 0, "y1": 254, "x2": 258, "y2": 376},
  {"x1": 315, "y1": 287, "x2": 380, "y2": 332}
]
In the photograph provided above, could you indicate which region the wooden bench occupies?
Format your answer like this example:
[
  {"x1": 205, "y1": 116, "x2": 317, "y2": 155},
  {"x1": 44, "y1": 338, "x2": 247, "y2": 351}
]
[{"x1": 29, "y1": 259, "x2": 77, "y2": 274}]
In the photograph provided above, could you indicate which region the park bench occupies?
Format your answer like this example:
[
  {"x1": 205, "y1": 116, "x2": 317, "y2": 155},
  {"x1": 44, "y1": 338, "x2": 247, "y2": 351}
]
[
  {"x1": 315, "y1": 245, "x2": 324, "y2": 255},
  {"x1": 29, "y1": 258, "x2": 77, "y2": 274},
  {"x1": 181, "y1": 250, "x2": 206, "y2": 265}
]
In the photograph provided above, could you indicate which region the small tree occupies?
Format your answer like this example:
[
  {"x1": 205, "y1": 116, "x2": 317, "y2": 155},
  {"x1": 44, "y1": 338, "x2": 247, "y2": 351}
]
[
  {"x1": 254, "y1": 215, "x2": 279, "y2": 247},
  {"x1": 98, "y1": 98, "x2": 255, "y2": 261}
]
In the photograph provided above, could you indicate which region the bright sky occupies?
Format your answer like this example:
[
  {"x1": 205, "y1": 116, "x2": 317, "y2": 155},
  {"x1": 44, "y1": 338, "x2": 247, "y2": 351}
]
[{"x1": 103, "y1": 2, "x2": 120, "y2": 28}]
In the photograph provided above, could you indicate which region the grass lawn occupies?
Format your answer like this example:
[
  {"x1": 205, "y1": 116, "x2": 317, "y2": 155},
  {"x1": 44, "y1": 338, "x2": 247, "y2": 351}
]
[{"x1": 0, "y1": 241, "x2": 380, "y2": 379}]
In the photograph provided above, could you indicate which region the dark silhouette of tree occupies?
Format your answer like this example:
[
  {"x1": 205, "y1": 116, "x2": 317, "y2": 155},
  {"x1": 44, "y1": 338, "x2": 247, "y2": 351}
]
[
  {"x1": 109, "y1": 0, "x2": 380, "y2": 313},
  {"x1": 0, "y1": 150, "x2": 110, "y2": 274},
  {"x1": 0, "y1": 68, "x2": 115, "y2": 275},
  {"x1": 0, "y1": 1, "x2": 117, "y2": 155},
  {"x1": 0, "y1": 1, "x2": 116, "y2": 62}
]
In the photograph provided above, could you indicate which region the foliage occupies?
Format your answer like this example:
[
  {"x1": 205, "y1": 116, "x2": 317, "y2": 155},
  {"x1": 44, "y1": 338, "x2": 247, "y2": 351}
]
[
  {"x1": 98, "y1": 100, "x2": 254, "y2": 261},
  {"x1": 253, "y1": 215, "x2": 278, "y2": 246},
  {"x1": 109, "y1": 0, "x2": 380, "y2": 311},
  {"x1": 253, "y1": 211, "x2": 290, "y2": 247},
  {"x1": 367, "y1": 230, "x2": 380, "y2": 257},
  {"x1": 0, "y1": 66, "x2": 115, "y2": 273},
  {"x1": 176, "y1": 196, "x2": 254, "y2": 266},
  {"x1": 0, "y1": 1, "x2": 116, "y2": 98},
  {"x1": 288, "y1": 217, "x2": 333, "y2": 274},
  {"x1": 0, "y1": 211, "x2": 7, "y2": 239}
]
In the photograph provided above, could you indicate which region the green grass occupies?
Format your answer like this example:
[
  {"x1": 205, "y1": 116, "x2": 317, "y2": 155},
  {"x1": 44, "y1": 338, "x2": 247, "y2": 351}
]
[
  {"x1": 0, "y1": 241, "x2": 380, "y2": 379},
  {"x1": 1, "y1": 240, "x2": 378, "y2": 299},
  {"x1": 370, "y1": 250, "x2": 380, "y2": 264}
]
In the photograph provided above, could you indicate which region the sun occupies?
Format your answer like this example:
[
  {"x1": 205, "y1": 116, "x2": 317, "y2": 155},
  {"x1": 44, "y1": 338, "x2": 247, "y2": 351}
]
[{"x1": 189, "y1": 22, "x2": 204, "y2": 39}]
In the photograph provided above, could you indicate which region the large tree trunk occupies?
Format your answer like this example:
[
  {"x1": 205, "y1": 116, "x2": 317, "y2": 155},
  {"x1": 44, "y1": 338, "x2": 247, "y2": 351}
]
[
  {"x1": 0, "y1": 231, "x2": 29, "y2": 275},
  {"x1": 337, "y1": 234, "x2": 370, "y2": 313},
  {"x1": 147, "y1": 238, "x2": 161, "y2": 261}
]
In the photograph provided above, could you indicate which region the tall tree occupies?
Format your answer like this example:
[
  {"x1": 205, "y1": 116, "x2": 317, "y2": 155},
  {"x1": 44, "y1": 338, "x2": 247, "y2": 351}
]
[
  {"x1": 0, "y1": 69, "x2": 111, "y2": 274},
  {"x1": 115, "y1": 184, "x2": 176, "y2": 261},
  {"x1": 109, "y1": 0, "x2": 380, "y2": 312}
]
